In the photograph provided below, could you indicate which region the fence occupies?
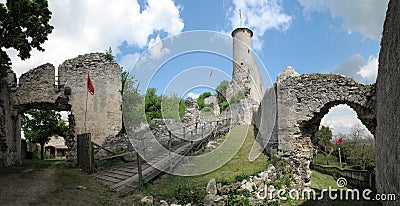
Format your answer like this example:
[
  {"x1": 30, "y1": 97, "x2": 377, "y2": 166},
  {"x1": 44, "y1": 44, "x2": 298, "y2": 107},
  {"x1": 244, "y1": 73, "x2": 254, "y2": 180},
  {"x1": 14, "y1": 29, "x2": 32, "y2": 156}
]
[{"x1": 310, "y1": 164, "x2": 375, "y2": 190}]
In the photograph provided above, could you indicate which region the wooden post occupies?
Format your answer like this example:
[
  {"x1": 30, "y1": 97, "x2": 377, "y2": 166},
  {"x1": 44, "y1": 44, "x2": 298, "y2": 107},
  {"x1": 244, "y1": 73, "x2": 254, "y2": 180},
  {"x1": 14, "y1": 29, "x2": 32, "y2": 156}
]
[
  {"x1": 195, "y1": 122, "x2": 198, "y2": 135},
  {"x1": 169, "y1": 131, "x2": 172, "y2": 169},
  {"x1": 137, "y1": 152, "x2": 143, "y2": 188},
  {"x1": 338, "y1": 147, "x2": 343, "y2": 169}
]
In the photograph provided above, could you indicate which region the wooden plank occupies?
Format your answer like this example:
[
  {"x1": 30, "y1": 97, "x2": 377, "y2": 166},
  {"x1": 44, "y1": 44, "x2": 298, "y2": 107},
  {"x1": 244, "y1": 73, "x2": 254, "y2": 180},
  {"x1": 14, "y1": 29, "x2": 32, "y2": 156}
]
[
  {"x1": 94, "y1": 120, "x2": 232, "y2": 194},
  {"x1": 94, "y1": 174, "x2": 121, "y2": 184}
]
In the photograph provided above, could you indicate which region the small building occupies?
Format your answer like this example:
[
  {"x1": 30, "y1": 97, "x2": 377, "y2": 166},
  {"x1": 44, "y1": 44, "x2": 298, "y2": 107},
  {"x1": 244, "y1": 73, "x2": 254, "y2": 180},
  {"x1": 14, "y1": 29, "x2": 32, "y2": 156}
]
[{"x1": 44, "y1": 136, "x2": 68, "y2": 158}]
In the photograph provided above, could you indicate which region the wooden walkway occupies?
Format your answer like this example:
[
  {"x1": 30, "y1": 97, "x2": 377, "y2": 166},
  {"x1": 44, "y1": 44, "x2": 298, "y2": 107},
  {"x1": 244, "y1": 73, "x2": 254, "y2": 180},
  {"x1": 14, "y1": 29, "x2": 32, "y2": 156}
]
[{"x1": 93, "y1": 122, "x2": 231, "y2": 194}]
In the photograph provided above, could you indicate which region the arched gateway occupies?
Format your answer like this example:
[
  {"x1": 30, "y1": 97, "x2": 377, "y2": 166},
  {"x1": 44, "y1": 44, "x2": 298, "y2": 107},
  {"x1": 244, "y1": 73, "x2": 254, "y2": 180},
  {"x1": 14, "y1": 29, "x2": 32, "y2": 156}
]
[
  {"x1": 253, "y1": 67, "x2": 376, "y2": 187},
  {"x1": 0, "y1": 53, "x2": 122, "y2": 166}
]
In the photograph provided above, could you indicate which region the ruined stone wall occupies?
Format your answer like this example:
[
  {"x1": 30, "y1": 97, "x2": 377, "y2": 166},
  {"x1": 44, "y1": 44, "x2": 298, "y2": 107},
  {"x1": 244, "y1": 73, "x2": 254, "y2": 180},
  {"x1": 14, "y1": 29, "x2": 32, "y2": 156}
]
[
  {"x1": 376, "y1": 0, "x2": 400, "y2": 204},
  {"x1": 254, "y1": 68, "x2": 376, "y2": 187},
  {"x1": 58, "y1": 53, "x2": 122, "y2": 145},
  {"x1": 0, "y1": 69, "x2": 23, "y2": 166},
  {"x1": 12, "y1": 63, "x2": 70, "y2": 112},
  {"x1": 0, "y1": 53, "x2": 123, "y2": 166}
]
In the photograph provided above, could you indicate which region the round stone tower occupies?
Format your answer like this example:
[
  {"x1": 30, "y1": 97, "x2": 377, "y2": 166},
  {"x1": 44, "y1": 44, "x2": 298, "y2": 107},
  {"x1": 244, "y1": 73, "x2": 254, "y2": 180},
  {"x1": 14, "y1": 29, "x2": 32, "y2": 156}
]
[{"x1": 231, "y1": 27, "x2": 263, "y2": 103}]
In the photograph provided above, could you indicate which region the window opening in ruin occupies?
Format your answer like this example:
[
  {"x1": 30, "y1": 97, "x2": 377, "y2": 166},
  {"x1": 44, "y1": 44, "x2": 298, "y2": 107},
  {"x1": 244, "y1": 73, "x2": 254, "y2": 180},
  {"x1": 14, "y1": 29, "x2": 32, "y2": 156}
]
[{"x1": 314, "y1": 104, "x2": 375, "y2": 171}]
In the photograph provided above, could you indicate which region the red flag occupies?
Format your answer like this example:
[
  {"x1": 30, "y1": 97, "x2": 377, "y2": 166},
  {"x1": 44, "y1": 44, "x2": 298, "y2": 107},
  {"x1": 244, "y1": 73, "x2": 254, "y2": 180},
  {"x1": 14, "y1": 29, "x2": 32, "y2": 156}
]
[
  {"x1": 87, "y1": 73, "x2": 94, "y2": 95},
  {"x1": 334, "y1": 137, "x2": 343, "y2": 145}
]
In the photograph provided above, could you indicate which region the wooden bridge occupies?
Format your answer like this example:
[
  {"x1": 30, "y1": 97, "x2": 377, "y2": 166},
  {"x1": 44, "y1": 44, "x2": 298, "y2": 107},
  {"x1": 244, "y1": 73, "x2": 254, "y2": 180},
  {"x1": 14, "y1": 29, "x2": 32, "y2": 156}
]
[{"x1": 91, "y1": 120, "x2": 231, "y2": 194}]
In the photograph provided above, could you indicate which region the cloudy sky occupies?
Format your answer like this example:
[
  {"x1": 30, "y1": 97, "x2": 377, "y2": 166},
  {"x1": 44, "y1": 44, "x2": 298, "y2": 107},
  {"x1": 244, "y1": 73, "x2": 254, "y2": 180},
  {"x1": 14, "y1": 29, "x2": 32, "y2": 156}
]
[{"x1": 2, "y1": 0, "x2": 388, "y2": 135}]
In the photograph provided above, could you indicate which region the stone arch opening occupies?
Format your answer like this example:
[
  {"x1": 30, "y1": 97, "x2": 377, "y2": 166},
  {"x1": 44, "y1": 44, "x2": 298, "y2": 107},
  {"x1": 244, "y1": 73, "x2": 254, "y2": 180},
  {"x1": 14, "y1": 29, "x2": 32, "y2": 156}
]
[
  {"x1": 299, "y1": 100, "x2": 376, "y2": 146},
  {"x1": 311, "y1": 103, "x2": 375, "y2": 167}
]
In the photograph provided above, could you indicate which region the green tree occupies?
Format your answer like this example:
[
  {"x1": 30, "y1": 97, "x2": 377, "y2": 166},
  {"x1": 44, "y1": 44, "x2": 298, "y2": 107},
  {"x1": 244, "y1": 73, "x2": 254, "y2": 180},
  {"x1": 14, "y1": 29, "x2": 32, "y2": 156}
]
[
  {"x1": 145, "y1": 88, "x2": 162, "y2": 123},
  {"x1": 21, "y1": 109, "x2": 68, "y2": 160},
  {"x1": 161, "y1": 94, "x2": 185, "y2": 121},
  {"x1": 216, "y1": 80, "x2": 229, "y2": 111},
  {"x1": 121, "y1": 71, "x2": 144, "y2": 131},
  {"x1": 347, "y1": 125, "x2": 375, "y2": 170},
  {"x1": 196, "y1": 92, "x2": 212, "y2": 110},
  {"x1": 315, "y1": 126, "x2": 333, "y2": 165},
  {"x1": 0, "y1": 0, "x2": 54, "y2": 77}
]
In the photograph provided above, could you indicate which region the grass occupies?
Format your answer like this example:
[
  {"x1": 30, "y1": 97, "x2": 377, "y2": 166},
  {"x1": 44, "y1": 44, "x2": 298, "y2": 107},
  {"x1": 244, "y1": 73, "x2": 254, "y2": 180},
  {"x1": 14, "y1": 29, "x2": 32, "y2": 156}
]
[
  {"x1": 297, "y1": 170, "x2": 382, "y2": 206},
  {"x1": 313, "y1": 153, "x2": 343, "y2": 168},
  {"x1": 134, "y1": 125, "x2": 270, "y2": 204}
]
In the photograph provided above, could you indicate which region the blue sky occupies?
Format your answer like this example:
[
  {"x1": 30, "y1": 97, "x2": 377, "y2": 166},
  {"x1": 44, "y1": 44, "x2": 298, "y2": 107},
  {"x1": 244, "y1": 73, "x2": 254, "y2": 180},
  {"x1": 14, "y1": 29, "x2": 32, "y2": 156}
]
[{"x1": 4, "y1": 0, "x2": 388, "y2": 136}]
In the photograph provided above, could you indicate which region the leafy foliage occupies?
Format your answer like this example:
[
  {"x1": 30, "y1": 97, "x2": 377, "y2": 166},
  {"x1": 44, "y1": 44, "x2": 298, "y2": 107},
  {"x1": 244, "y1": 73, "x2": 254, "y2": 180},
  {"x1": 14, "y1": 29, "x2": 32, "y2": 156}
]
[
  {"x1": 0, "y1": 0, "x2": 53, "y2": 77},
  {"x1": 21, "y1": 109, "x2": 68, "y2": 159},
  {"x1": 144, "y1": 87, "x2": 185, "y2": 124},
  {"x1": 196, "y1": 92, "x2": 212, "y2": 110},
  {"x1": 315, "y1": 126, "x2": 333, "y2": 165},
  {"x1": 121, "y1": 72, "x2": 145, "y2": 130},
  {"x1": 216, "y1": 80, "x2": 229, "y2": 111}
]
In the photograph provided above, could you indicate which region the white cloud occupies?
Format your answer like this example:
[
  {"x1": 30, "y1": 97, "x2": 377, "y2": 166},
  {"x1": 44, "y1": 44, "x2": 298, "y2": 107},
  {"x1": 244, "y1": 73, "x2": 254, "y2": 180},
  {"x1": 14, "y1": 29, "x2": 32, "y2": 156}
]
[
  {"x1": 297, "y1": 0, "x2": 389, "y2": 39},
  {"x1": 119, "y1": 53, "x2": 140, "y2": 71},
  {"x1": 357, "y1": 56, "x2": 378, "y2": 83},
  {"x1": 187, "y1": 92, "x2": 200, "y2": 99},
  {"x1": 227, "y1": 0, "x2": 292, "y2": 50},
  {"x1": 321, "y1": 104, "x2": 372, "y2": 136},
  {"x1": 5, "y1": 0, "x2": 184, "y2": 77},
  {"x1": 334, "y1": 53, "x2": 378, "y2": 84},
  {"x1": 148, "y1": 35, "x2": 170, "y2": 59}
]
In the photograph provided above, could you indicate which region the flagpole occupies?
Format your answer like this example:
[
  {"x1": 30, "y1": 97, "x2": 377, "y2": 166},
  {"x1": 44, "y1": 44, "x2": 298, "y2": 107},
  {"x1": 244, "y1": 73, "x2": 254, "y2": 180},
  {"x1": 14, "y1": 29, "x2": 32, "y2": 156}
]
[
  {"x1": 338, "y1": 147, "x2": 342, "y2": 169},
  {"x1": 84, "y1": 77, "x2": 89, "y2": 133}
]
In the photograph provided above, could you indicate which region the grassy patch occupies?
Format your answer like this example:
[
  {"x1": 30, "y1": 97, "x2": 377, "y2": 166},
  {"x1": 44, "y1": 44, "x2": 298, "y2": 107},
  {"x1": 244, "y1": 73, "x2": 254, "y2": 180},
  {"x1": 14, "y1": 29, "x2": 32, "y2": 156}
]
[
  {"x1": 313, "y1": 153, "x2": 343, "y2": 168},
  {"x1": 133, "y1": 125, "x2": 269, "y2": 204}
]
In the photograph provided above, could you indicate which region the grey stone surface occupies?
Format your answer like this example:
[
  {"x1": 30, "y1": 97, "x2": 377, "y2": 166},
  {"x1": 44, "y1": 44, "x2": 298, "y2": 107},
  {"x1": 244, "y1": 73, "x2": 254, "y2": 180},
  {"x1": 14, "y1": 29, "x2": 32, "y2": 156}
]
[
  {"x1": 206, "y1": 179, "x2": 217, "y2": 195},
  {"x1": 0, "y1": 53, "x2": 122, "y2": 166},
  {"x1": 254, "y1": 68, "x2": 376, "y2": 187},
  {"x1": 58, "y1": 53, "x2": 122, "y2": 146},
  {"x1": 203, "y1": 96, "x2": 220, "y2": 116},
  {"x1": 229, "y1": 28, "x2": 264, "y2": 103},
  {"x1": 376, "y1": 0, "x2": 400, "y2": 205}
]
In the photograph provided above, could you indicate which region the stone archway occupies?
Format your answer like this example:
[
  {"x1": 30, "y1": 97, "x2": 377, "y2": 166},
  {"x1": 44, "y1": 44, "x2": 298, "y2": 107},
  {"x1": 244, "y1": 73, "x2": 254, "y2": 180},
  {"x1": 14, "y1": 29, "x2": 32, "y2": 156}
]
[
  {"x1": 0, "y1": 53, "x2": 123, "y2": 166},
  {"x1": 253, "y1": 67, "x2": 376, "y2": 187}
]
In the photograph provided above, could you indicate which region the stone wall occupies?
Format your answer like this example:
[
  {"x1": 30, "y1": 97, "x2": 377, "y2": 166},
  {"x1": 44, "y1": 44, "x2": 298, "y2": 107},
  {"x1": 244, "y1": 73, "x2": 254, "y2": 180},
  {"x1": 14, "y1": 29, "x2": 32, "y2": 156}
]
[
  {"x1": 253, "y1": 67, "x2": 376, "y2": 187},
  {"x1": 0, "y1": 71, "x2": 20, "y2": 166},
  {"x1": 12, "y1": 63, "x2": 70, "y2": 112},
  {"x1": 0, "y1": 53, "x2": 123, "y2": 166},
  {"x1": 376, "y1": 0, "x2": 400, "y2": 204},
  {"x1": 58, "y1": 53, "x2": 122, "y2": 145}
]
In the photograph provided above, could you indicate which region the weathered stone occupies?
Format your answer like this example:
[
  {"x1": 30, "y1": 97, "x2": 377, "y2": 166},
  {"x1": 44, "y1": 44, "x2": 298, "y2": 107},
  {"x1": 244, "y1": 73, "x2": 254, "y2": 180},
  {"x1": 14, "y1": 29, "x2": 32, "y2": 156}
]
[
  {"x1": 141, "y1": 196, "x2": 154, "y2": 205},
  {"x1": 253, "y1": 68, "x2": 376, "y2": 187},
  {"x1": 159, "y1": 200, "x2": 169, "y2": 206},
  {"x1": 0, "y1": 53, "x2": 123, "y2": 166},
  {"x1": 375, "y1": 0, "x2": 400, "y2": 205},
  {"x1": 203, "y1": 96, "x2": 220, "y2": 116},
  {"x1": 206, "y1": 178, "x2": 217, "y2": 195}
]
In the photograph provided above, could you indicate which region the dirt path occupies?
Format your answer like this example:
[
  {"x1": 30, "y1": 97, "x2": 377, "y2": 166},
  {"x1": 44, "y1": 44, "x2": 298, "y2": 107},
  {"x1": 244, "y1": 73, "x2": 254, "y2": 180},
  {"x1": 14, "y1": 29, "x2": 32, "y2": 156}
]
[{"x1": 0, "y1": 167, "x2": 56, "y2": 206}]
